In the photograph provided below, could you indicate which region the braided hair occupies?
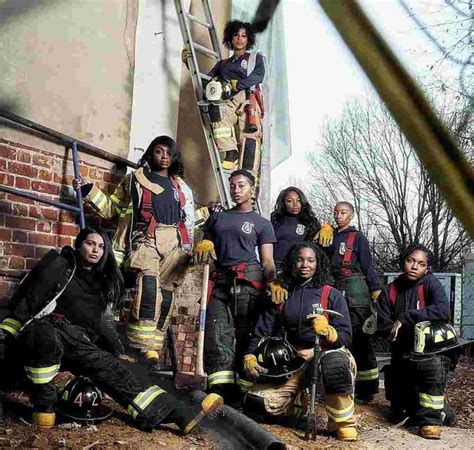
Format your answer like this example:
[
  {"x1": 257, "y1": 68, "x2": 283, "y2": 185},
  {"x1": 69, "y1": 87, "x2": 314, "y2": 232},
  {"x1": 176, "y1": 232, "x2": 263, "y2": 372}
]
[
  {"x1": 399, "y1": 243, "x2": 433, "y2": 270},
  {"x1": 281, "y1": 241, "x2": 332, "y2": 289}
]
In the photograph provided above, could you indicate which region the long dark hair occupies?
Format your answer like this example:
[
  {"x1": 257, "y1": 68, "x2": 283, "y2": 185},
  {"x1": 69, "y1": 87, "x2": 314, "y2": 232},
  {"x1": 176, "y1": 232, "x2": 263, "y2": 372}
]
[
  {"x1": 223, "y1": 20, "x2": 256, "y2": 50},
  {"x1": 74, "y1": 227, "x2": 125, "y2": 309},
  {"x1": 271, "y1": 187, "x2": 321, "y2": 239},
  {"x1": 281, "y1": 241, "x2": 332, "y2": 290},
  {"x1": 138, "y1": 135, "x2": 184, "y2": 177}
]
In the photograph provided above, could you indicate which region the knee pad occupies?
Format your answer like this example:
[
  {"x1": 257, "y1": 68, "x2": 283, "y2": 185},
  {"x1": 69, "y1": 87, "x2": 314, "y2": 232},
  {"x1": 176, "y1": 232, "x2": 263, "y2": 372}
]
[
  {"x1": 239, "y1": 138, "x2": 261, "y2": 172},
  {"x1": 208, "y1": 104, "x2": 222, "y2": 123},
  {"x1": 137, "y1": 275, "x2": 159, "y2": 320},
  {"x1": 321, "y1": 351, "x2": 353, "y2": 395}
]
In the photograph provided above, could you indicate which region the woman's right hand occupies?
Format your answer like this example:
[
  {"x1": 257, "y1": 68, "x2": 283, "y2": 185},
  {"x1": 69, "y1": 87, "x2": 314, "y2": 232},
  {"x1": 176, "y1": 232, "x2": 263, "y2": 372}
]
[{"x1": 72, "y1": 175, "x2": 86, "y2": 191}]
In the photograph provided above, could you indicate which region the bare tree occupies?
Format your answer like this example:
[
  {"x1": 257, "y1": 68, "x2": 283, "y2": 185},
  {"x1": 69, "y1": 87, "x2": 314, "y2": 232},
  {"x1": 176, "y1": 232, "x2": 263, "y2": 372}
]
[{"x1": 307, "y1": 92, "x2": 471, "y2": 271}]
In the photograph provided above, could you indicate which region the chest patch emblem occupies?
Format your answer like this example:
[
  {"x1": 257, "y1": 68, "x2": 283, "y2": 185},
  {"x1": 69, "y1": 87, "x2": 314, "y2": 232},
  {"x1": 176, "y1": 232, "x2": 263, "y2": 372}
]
[
  {"x1": 339, "y1": 242, "x2": 347, "y2": 255},
  {"x1": 241, "y1": 221, "x2": 254, "y2": 235},
  {"x1": 241, "y1": 59, "x2": 248, "y2": 69},
  {"x1": 295, "y1": 224, "x2": 305, "y2": 236},
  {"x1": 173, "y1": 189, "x2": 180, "y2": 203}
]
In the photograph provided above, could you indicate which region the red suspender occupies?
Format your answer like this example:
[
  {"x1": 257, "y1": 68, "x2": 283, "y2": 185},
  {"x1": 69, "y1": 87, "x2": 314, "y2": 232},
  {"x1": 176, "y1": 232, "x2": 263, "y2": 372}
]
[
  {"x1": 417, "y1": 284, "x2": 425, "y2": 309},
  {"x1": 340, "y1": 232, "x2": 357, "y2": 276},
  {"x1": 320, "y1": 285, "x2": 331, "y2": 320},
  {"x1": 388, "y1": 283, "x2": 397, "y2": 304},
  {"x1": 388, "y1": 282, "x2": 425, "y2": 310}
]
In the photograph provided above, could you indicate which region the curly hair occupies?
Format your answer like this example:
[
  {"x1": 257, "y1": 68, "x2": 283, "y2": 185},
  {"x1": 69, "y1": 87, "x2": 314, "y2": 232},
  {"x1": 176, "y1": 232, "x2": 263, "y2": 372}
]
[
  {"x1": 74, "y1": 227, "x2": 125, "y2": 310},
  {"x1": 229, "y1": 169, "x2": 255, "y2": 186},
  {"x1": 399, "y1": 243, "x2": 433, "y2": 269},
  {"x1": 138, "y1": 135, "x2": 184, "y2": 177},
  {"x1": 271, "y1": 187, "x2": 321, "y2": 239},
  {"x1": 223, "y1": 20, "x2": 256, "y2": 50},
  {"x1": 281, "y1": 241, "x2": 332, "y2": 289}
]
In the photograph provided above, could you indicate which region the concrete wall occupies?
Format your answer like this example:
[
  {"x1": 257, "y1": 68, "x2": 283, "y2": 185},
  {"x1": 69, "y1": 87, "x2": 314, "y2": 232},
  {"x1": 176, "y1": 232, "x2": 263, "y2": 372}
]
[
  {"x1": 0, "y1": 0, "x2": 138, "y2": 159},
  {"x1": 462, "y1": 249, "x2": 474, "y2": 339}
]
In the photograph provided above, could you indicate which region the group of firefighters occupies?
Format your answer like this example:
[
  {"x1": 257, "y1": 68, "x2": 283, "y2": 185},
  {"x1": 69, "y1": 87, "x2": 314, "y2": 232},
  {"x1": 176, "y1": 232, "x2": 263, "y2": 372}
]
[{"x1": 0, "y1": 19, "x2": 467, "y2": 443}]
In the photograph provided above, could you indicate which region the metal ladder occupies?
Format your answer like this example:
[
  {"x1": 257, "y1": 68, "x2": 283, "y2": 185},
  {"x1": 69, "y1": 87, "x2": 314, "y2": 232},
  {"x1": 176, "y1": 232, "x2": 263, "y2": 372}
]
[{"x1": 174, "y1": 0, "x2": 232, "y2": 209}]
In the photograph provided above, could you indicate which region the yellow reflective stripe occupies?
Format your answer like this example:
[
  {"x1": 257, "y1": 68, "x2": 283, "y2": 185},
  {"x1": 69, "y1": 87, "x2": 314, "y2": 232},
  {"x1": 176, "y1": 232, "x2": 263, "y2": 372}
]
[
  {"x1": 113, "y1": 250, "x2": 125, "y2": 265},
  {"x1": 419, "y1": 393, "x2": 444, "y2": 410},
  {"x1": 325, "y1": 402, "x2": 354, "y2": 422},
  {"x1": 25, "y1": 364, "x2": 60, "y2": 384},
  {"x1": 208, "y1": 371, "x2": 235, "y2": 386},
  {"x1": 237, "y1": 378, "x2": 254, "y2": 392},
  {"x1": 356, "y1": 368, "x2": 379, "y2": 381},
  {"x1": 128, "y1": 385, "x2": 166, "y2": 419},
  {"x1": 213, "y1": 127, "x2": 233, "y2": 139},
  {"x1": 90, "y1": 190, "x2": 108, "y2": 210},
  {"x1": 127, "y1": 324, "x2": 157, "y2": 333},
  {"x1": 127, "y1": 334, "x2": 164, "y2": 341},
  {"x1": 0, "y1": 318, "x2": 22, "y2": 336},
  {"x1": 109, "y1": 194, "x2": 122, "y2": 207}
]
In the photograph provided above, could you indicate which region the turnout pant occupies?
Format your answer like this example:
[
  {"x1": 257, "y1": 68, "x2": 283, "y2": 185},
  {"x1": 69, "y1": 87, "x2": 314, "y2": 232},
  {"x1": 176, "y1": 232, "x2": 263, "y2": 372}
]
[
  {"x1": 335, "y1": 275, "x2": 379, "y2": 397},
  {"x1": 125, "y1": 225, "x2": 190, "y2": 353},
  {"x1": 204, "y1": 263, "x2": 264, "y2": 400},
  {"x1": 385, "y1": 353, "x2": 451, "y2": 427},
  {"x1": 19, "y1": 318, "x2": 181, "y2": 428},
  {"x1": 245, "y1": 347, "x2": 357, "y2": 431}
]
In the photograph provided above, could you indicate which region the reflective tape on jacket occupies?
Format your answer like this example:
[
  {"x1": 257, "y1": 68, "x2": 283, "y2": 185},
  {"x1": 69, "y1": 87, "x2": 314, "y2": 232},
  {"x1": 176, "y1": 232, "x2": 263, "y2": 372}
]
[
  {"x1": 25, "y1": 364, "x2": 61, "y2": 384},
  {"x1": 213, "y1": 127, "x2": 234, "y2": 139},
  {"x1": 127, "y1": 324, "x2": 164, "y2": 342},
  {"x1": 325, "y1": 402, "x2": 354, "y2": 422},
  {"x1": 113, "y1": 250, "x2": 125, "y2": 265},
  {"x1": 208, "y1": 370, "x2": 235, "y2": 386},
  {"x1": 128, "y1": 385, "x2": 166, "y2": 419},
  {"x1": 0, "y1": 317, "x2": 22, "y2": 336},
  {"x1": 237, "y1": 378, "x2": 254, "y2": 392},
  {"x1": 419, "y1": 392, "x2": 444, "y2": 410},
  {"x1": 356, "y1": 367, "x2": 379, "y2": 381}
]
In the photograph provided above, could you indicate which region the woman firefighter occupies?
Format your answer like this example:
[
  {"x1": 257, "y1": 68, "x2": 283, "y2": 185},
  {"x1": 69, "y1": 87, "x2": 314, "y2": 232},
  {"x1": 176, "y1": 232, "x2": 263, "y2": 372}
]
[
  {"x1": 193, "y1": 169, "x2": 279, "y2": 405},
  {"x1": 75, "y1": 136, "x2": 194, "y2": 368},
  {"x1": 242, "y1": 241, "x2": 358, "y2": 441},
  {"x1": 0, "y1": 228, "x2": 222, "y2": 431}
]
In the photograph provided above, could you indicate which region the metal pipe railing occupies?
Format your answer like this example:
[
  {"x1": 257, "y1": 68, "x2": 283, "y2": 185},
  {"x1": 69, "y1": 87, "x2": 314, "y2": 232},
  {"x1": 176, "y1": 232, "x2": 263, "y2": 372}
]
[{"x1": 0, "y1": 110, "x2": 137, "y2": 230}]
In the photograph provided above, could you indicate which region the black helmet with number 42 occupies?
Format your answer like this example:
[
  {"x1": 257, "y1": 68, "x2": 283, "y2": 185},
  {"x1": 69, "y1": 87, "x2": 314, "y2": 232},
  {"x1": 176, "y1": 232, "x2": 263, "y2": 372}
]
[
  {"x1": 56, "y1": 376, "x2": 113, "y2": 423},
  {"x1": 255, "y1": 336, "x2": 306, "y2": 380},
  {"x1": 412, "y1": 321, "x2": 469, "y2": 360}
]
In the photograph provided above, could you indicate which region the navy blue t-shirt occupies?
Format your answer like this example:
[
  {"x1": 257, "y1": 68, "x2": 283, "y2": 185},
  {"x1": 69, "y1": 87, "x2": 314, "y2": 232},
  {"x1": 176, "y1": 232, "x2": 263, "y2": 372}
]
[
  {"x1": 205, "y1": 209, "x2": 276, "y2": 266},
  {"x1": 147, "y1": 172, "x2": 180, "y2": 225},
  {"x1": 273, "y1": 216, "x2": 307, "y2": 262}
]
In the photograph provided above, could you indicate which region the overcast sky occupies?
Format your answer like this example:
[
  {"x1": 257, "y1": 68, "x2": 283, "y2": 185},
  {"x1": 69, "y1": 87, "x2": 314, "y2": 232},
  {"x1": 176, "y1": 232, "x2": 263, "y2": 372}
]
[{"x1": 271, "y1": 0, "x2": 450, "y2": 203}]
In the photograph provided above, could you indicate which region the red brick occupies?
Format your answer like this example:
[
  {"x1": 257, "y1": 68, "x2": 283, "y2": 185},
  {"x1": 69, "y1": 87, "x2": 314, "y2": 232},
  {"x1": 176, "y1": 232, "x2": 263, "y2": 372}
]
[
  {"x1": 181, "y1": 363, "x2": 191, "y2": 372},
  {"x1": 29, "y1": 233, "x2": 56, "y2": 246},
  {"x1": 7, "y1": 194, "x2": 34, "y2": 205},
  {"x1": 0, "y1": 201, "x2": 12, "y2": 215},
  {"x1": 31, "y1": 181, "x2": 59, "y2": 196},
  {"x1": 0, "y1": 216, "x2": 4, "y2": 227},
  {"x1": 54, "y1": 174, "x2": 73, "y2": 185},
  {"x1": 9, "y1": 256, "x2": 25, "y2": 270},
  {"x1": 12, "y1": 203, "x2": 28, "y2": 217},
  {"x1": 15, "y1": 176, "x2": 31, "y2": 190},
  {"x1": 0, "y1": 158, "x2": 6, "y2": 171},
  {"x1": 0, "y1": 229, "x2": 12, "y2": 241},
  {"x1": 12, "y1": 230, "x2": 28, "y2": 243},
  {"x1": 25, "y1": 258, "x2": 39, "y2": 270},
  {"x1": 17, "y1": 151, "x2": 31, "y2": 164},
  {"x1": 29, "y1": 207, "x2": 59, "y2": 222},
  {"x1": 36, "y1": 246, "x2": 52, "y2": 259},
  {"x1": 36, "y1": 221, "x2": 54, "y2": 233},
  {"x1": 183, "y1": 348, "x2": 194, "y2": 357},
  {"x1": 8, "y1": 162, "x2": 38, "y2": 178},
  {"x1": 0, "y1": 145, "x2": 16, "y2": 159},
  {"x1": 88, "y1": 168, "x2": 103, "y2": 181},
  {"x1": 57, "y1": 223, "x2": 79, "y2": 236},
  {"x1": 32, "y1": 155, "x2": 53, "y2": 168},
  {"x1": 57, "y1": 236, "x2": 73, "y2": 247},
  {"x1": 5, "y1": 216, "x2": 36, "y2": 231},
  {"x1": 4, "y1": 243, "x2": 35, "y2": 258},
  {"x1": 59, "y1": 210, "x2": 76, "y2": 224},
  {"x1": 0, "y1": 173, "x2": 14, "y2": 186},
  {"x1": 79, "y1": 166, "x2": 89, "y2": 177},
  {"x1": 184, "y1": 340, "x2": 193, "y2": 348},
  {"x1": 38, "y1": 169, "x2": 53, "y2": 182}
]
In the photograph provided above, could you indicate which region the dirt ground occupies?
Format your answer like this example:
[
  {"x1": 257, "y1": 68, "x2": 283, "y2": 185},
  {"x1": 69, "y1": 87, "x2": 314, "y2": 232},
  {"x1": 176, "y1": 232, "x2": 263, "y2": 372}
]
[{"x1": 0, "y1": 357, "x2": 473, "y2": 449}]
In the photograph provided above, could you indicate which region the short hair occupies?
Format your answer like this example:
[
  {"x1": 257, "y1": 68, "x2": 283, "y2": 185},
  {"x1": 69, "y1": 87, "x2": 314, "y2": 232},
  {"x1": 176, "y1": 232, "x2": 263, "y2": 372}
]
[
  {"x1": 223, "y1": 20, "x2": 256, "y2": 50},
  {"x1": 138, "y1": 135, "x2": 184, "y2": 177},
  {"x1": 399, "y1": 243, "x2": 433, "y2": 269},
  {"x1": 335, "y1": 201, "x2": 354, "y2": 213},
  {"x1": 229, "y1": 169, "x2": 255, "y2": 186}
]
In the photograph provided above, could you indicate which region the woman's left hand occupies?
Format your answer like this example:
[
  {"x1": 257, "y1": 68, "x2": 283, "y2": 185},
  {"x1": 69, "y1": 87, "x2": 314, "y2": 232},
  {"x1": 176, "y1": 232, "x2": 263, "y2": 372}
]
[{"x1": 297, "y1": 348, "x2": 314, "y2": 361}]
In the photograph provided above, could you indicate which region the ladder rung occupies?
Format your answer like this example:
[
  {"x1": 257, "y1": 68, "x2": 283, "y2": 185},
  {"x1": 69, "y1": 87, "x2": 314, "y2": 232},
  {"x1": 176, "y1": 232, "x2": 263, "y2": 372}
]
[
  {"x1": 192, "y1": 42, "x2": 219, "y2": 59},
  {"x1": 200, "y1": 73, "x2": 211, "y2": 81},
  {"x1": 186, "y1": 12, "x2": 212, "y2": 29}
]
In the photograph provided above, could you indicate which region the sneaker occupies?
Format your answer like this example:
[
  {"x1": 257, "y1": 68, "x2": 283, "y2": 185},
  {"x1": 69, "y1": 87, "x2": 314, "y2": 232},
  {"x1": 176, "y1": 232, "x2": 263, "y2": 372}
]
[
  {"x1": 180, "y1": 393, "x2": 224, "y2": 435},
  {"x1": 355, "y1": 394, "x2": 374, "y2": 405},
  {"x1": 32, "y1": 407, "x2": 56, "y2": 428},
  {"x1": 337, "y1": 427, "x2": 358, "y2": 441},
  {"x1": 419, "y1": 425, "x2": 441, "y2": 439}
]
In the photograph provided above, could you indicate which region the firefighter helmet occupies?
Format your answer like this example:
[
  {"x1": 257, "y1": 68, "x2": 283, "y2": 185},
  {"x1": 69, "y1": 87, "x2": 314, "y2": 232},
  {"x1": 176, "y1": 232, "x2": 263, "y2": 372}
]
[
  {"x1": 56, "y1": 376, "x2": 113, "y2": 423},
  {"x1": 412, "y1": 321, "x2": 468, "y2": 360},
  {"x1": 255, "y1": 336, "x2": 306, "y2": 380},
  {"x1": 205, "y1": 78, "x2": 232, "y2": 102}
]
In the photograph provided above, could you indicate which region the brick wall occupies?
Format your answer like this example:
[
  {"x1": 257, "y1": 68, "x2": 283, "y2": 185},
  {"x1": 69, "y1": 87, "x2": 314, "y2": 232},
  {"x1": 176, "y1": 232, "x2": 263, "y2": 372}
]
[{"x1": 0, "y1": 137, "x2": 201, "y2": 372}]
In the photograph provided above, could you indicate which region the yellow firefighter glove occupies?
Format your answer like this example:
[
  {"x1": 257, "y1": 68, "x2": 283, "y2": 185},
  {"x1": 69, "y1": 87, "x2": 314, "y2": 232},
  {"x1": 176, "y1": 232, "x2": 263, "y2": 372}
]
[
  {"x1": 371, "y1": 290, "x2": 381, "y2": 301},
  {"x1": 243, "y1": 354, "x2": 268, "y2": 380},
  {"x1": 193, "y1": 239, "x2": 216, "y2": 265},
  {"x1": 181, "y1": 47, "x2": 192, "y2": 66},
  {"x1": 312, "y1": 314, "x2": 338, "y2": 344},
  {"x1": 266, "y1": 280, "x2": 288, "y2": 305},
  {"x1": 314, "y1": 223, "x2": 334, "y2": 247},
  {"x1": 230, "y1": 79, "x2": 239, "y2": 93}
]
